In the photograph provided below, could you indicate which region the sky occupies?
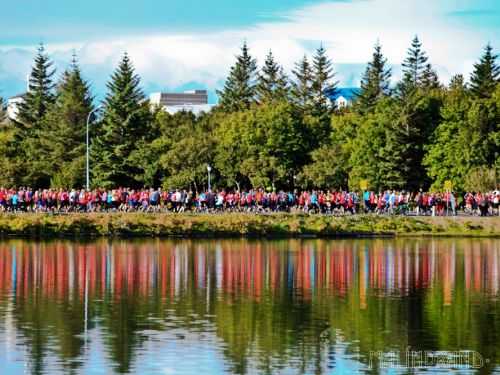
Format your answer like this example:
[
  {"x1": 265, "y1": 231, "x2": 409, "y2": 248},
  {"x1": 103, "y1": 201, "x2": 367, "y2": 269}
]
[{"x1": 1, "y1": 0, "x2": 499, "y2": 103}]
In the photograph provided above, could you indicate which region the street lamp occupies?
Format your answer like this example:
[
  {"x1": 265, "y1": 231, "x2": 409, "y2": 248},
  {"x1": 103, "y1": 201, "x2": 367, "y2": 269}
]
[
  {"x1": 207, "y1": 165, "x2": 212, "y2": 192},
  {"x1": 86, "y1": 106, "x2": 101, "y2": 190}
]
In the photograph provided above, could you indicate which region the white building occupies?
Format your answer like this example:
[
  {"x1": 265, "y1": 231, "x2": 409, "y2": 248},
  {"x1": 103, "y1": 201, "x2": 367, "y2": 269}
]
[
  {"x1": 328, "y1": 88, "x2": 360, "y2": 108},
  {"x1": 7, "y1": 95, "x2": 25, "y2": 121},
  {"x1": 150, "y1": 90, "x2": 214, "y2": 115}
]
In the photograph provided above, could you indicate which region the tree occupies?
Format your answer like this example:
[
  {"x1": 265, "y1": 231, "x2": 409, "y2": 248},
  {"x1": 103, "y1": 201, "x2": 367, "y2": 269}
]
[
  {"x1": 217, "y1": 42, "x2": 258, "y2": 112},
  {"x1": 256, "y1": 50, "x2": 289, "y2": 103},
  {"x1": 214, "y1": 110, "x2": 250, "y2": 190},
  {"x1": 241, "y1": 102, "x2": 304, "y2": 189},
  {"x1": 0, "y1": 97, "x2": 6, "y2": 125},
  {"x1": 311, "y1": 45, "x2": 338, "y2": 115},
  {"x1": 17, "y1": 43, "x2": 56, "y2": 130},
  {"x1": 356, "y1": 42, "x2": 392, "y2": 113},
  {"x1": 469, "y1": 44, "x2": 500, "y2": 99},
  {"x1": 463, "y1": 166, "x2": 497, "y2": 193},
  {"x1": 215, "y1": 102, "x2": 305, "y2": 190},
  {"x1": 0, "y1": 127, "x2": 19, "y2": 186},
  {"x1": 348, "y1": 98, "x2": 407, "y2": 190},
  {"x1": 291, "y1": 55, "x2": 314, "y2": 112},
  {"x1": 298, "y1": 144, "x2": 347, "y2": 189},
  {"x1": 423, "y1": 79, "x2": 468, "y2": 190},
  {"x1": 420, "y1": 63, "x2": 440, "y2": 91},
  {"x1": 91, "y1": 53, "x2": 152, "y2": 188},
  {"x1": 14, "y1": 43, "x2": 57, "y2": 187},
  {"x1": 398, "y1": 36, "x2": 428, "y2": 97},
  {"x1": 41, "y1": 55, "x2": 94, "y2": 188},
  {"x1": 423, "y1": 75, "x2": 498, "y2": 191},
  {"x1": 159, "y1": 111, "x2": 215, "y2": 191}
]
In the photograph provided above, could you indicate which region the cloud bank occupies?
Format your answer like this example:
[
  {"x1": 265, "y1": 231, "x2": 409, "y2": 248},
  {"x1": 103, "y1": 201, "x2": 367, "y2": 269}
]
[{"x1": 0, "y1": 0, "x2": 498, "y2": 101}]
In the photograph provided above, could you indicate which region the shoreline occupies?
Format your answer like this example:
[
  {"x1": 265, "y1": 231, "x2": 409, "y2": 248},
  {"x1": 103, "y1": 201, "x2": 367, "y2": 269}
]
[{"x1": 0, "y1": 213, "x2": 498, "y2": 239}]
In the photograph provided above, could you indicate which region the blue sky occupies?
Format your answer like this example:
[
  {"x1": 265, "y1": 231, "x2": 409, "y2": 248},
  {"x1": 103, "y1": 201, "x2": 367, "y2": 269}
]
[{"x1": 1, "y1": 0, "x2": 499, "y2": 102}]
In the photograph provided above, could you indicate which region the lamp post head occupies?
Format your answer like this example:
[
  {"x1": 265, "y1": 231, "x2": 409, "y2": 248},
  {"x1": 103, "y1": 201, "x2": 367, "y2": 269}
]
[{"x1": 207, "y1": 165, "x2": 212, "y2": 173}]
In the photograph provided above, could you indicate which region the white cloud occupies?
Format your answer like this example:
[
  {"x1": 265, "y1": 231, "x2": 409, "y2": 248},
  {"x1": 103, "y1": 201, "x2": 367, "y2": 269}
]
[{"x1": 0, "y1": 0, "x2": 498, "y2": 99}]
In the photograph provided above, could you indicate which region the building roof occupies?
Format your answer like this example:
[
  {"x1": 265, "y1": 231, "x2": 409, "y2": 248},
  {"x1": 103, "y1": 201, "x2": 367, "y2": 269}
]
[
  {"x1": 328, "y1": 87, "x2": 360, "y2": 101},
  {"x1": 9, "y1": 93, "x2": 26, "y2": 100}
]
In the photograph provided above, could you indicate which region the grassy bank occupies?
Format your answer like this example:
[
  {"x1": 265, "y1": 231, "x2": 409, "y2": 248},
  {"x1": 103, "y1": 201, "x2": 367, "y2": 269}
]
[{"x1": 0, "y1": 213, "x2": 498, "y2": 238}]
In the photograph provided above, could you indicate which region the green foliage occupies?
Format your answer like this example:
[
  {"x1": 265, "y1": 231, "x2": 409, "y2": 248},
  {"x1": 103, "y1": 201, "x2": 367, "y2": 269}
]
[
  {"x1": 298, "y1": 144, "x2": 347, "y2": 189},
  {"x1": 348, "y1": 98, "x2": 407, "y2": 190},
  {"x1": 159, "y1": 112, "x2": 215, "y2": 190},
  {"x1": 470, "y1": 44, "x2": 500, "y2": 99},
  {"x1": 463, "y1": 166, "x2": 498, "y2": 192},
  {"x1": 0, "y1": 96, "x2": 5, "y2": 124},
  {"x1": 256, "y1": 50, "x2": 289, "y2": 103},
  {"x1": 291, "y1": 55, "x2": 314, "y2": 113},
  {"x1": 356, "y1": 42, "x2": 391, "y2": 113},
  {"x1": 215, "y1": 101, "x2": 305, "y2": 189},
  {"x1": 0, "y1": 40, "x2": 498, "y2": 192},
  {"x1": 17, "y1": 43, "x2": 56, "y2": 128},
  {"x1": 91, "y1": 53, "x2": 153, "y2": 188},
  {"x1": 12, "y1": 44, "x2": 57, "y2": 188},
  {"x1": 0, "y1": 213, "x2": 498, "y2": 238},
  {"x1": 217, "y1": 42, "x2": 258, "y2": 112},
  {"x1": 42, "y1": 55, "x2": 93, "y2": 188},
  {"x1": 398, "y1": 36, "x2": 429, "y2": 97},
  {"x1": 425, "y1": 80, "x2": 500, "y2": 192},
  {"x1": 0, "y1": 126, "x2": 19, "y2": 186},
  {"x1": 311, "y1": 45, "x2": 337, "y2": 115}
]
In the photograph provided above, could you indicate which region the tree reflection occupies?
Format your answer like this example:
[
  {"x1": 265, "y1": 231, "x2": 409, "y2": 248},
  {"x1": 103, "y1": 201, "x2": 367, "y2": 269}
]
[{"x1": 0, "y1": 238, "x2": 499, "y2": 374}]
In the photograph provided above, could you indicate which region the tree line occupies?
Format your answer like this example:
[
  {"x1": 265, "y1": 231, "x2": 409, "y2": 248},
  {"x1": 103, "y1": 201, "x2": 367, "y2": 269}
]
[{"x1": 0, "y1": 37, "x2": 499, "y2": 192}]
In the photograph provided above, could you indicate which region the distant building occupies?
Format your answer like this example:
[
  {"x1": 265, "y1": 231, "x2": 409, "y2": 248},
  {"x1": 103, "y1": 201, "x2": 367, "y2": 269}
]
[
  {"x1": 149, "y1": 90, "x2": 214, "y2": 115},
  {"x1": 7, "y1": 94, "x2": 25, "y2": 121},
  {"x1": 328, "y1": 88, "x2": 360, "y2": 108}
]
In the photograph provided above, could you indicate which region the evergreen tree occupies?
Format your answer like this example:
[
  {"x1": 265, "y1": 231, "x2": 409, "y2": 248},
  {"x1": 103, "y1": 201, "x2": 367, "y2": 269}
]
[
  {"x1": 17, "y1": 43, "x2": 56, "y2": 130},
  {"x1": 425, "y1": 62, "x2": 500, "y2": 192},
  {"x1": 0, "y1": 96, "x2": 5, "y2": 123},
  {"x1": 13, "y1": 44, "x2": 57, "y2": 187},
  {"x1": 356, "y1": 42, "x2": 392, "y2": 113},
  {"x1": 217, "y1": 42, "x2": 258, "y2": 112},
  {"x1": 291, "y1": 55, "x2": 314, "y2": 112},
  {"x1": 398, "y1": 36, "x2": 428, "y2": 96},
  {"x1": 470, "y1": 44, "x2": 500, "y2": 99},
  {"x1": 311, "y1": 45, "x2": 337, "y2": 114},
  {"x1": 256, "y1": 50, "x2": 289, "y2": 103},
  {"x1": 42, "y1": 54, "x2": 93, "y2": 187},
  {"x1": 420, "y1": 63, "x2": 441, "y2": 91},
  {"x1": 92, "y1": 53, "x2": 152, "y2": 188}
]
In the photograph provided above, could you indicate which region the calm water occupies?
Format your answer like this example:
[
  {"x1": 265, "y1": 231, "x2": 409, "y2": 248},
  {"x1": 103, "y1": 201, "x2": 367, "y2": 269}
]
[{"x1": 0, "y1": 238, "x2": 499, "y2": 374}]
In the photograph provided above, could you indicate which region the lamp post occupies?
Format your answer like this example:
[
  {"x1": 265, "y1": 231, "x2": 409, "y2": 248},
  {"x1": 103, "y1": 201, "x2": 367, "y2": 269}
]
[
  {"x1": 86, "y1": 106, "x2": 101, "y2": 190},
  {"x1": 207, "y1": 165, "x2": 212, "y2": 192}
]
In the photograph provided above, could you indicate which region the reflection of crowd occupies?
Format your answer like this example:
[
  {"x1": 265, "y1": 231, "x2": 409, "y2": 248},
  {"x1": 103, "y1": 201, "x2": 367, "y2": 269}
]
[{"x1": 0, "y1": 187, "x2": 499, "y2": 216}]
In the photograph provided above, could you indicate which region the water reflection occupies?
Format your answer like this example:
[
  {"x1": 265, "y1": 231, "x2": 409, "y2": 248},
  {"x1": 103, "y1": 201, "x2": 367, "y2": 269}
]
[{"x1": 0, "y1": 238, "x2": 499, "y2": 374}]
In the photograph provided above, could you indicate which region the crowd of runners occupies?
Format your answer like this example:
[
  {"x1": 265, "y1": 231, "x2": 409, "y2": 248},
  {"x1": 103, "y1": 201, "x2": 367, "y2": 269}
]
[{"x1": 0, "y1": 187, "x2": 499, "y2": 216}]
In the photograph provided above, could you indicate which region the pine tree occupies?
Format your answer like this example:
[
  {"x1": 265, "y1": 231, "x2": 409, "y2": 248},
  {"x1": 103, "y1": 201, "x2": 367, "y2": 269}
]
[
  {"x1": 398, "y1": 36, "x2": 428, "y2": 96},
  {"x1": 92, "y1": 53, "x2": 152, "y2": 188},
  {"x1": 311, "y1": 45, "x2": 337, "y2": 114},
  {"x1": 17, "y1": 43, "x2": 56, "y2": 130},
  {"x1": 256, "y1": 50, "x2": 289, "y2": 103},
  {"x1": 356, "y1": 42, "x2": 392, "y2": 113},
  {"x1": 470, "y1": 44, "x2": 500, "y2": 99},
  {"x1": 13, "y1": 43, "x2": 56, "y2": 187},
  {"x1": 0, "y1": 96, "x2": 5, "y2": 123},
  {"x1": 420, "y1": 63, "x2": 441, "y2": 91},
  {"x1": 291, "y1": 55, "x2": 314, "y2": 112},
  {"x1": 42, "y1": 54, "x2": 93, "y2": 187},
  {"x1": 217, "y1": 42, "x2": 258, "y2": 112}
]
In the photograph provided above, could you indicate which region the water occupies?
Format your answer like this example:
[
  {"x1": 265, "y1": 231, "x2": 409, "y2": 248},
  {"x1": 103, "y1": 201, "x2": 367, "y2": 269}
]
[{"x1": 0, "y1": 238, "x2": 499, "y2": 374}]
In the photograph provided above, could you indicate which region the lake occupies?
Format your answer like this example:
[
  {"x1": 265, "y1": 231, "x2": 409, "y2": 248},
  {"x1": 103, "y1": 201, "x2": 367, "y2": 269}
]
[{"x1": 0, "y1": 238, "x2": 499, "y2": 374}]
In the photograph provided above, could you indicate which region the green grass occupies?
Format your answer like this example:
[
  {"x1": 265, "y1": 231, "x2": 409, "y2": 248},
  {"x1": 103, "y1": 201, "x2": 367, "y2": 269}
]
[{"x1": 0, "y1": 213, "x2": 498, "y2": 238}]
